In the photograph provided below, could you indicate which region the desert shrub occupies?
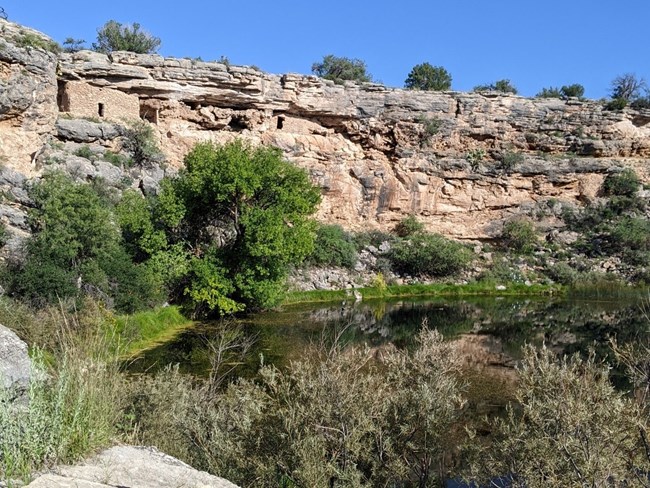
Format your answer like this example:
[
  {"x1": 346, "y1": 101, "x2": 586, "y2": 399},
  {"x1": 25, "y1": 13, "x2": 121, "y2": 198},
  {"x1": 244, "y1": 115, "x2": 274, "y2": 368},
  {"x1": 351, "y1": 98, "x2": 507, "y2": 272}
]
[
  {"x1": 631, "y1": 96, "x2": 650, "y2": 109},
  {"x1": 102, "y1": 150, "x2": 131, "y2": 167},
  {"x1": 92, "y1": 20, "x2": 161, "y2": 54},
  {"x1": 404, "y1": 63, "x2": 452, "y2": 91},
  {"x1": 0, "y1": 222, "x2": 7, "y2": 247},
  {"x1": 311, "y1": 55, "x2": 372, "y2": 84},
  {"x1": 499, "y1": 150, "x2": 524, "y2": 172},
  {"x1": 466, "y1": 346, "x2": 649, "y2": 487},
  {"x1": 466, "y1": 148, "x2": 486, "y2": 171},
  {"x1": 473, "y1": 79, "x2": 518, "y2": 94},
  {"x1": 536, "y1": 86, "x2": 562, "y2": 98},
  {"x1": 14, "y1": 31, "x2": 60, "y2": 53},
  {"x1": 393, "y1": 215, "x2": 424, "y2": 237},
  {"x1": 127, "y1": 328, "x2": 465, "y2": 487},
  {"x1": 73, "y1": 144, "x2": 96, "y2": 161},
  {"x1": 120, "y1": 120, "x2": 164, "y2": 167},
  {"x1": 308, "y1": 224, "x2": 357, "y2": 268},
  {"x1": 62, "y1": 38, "x2": 85, "y2": 53},
  {"x1": 601, "y1": 168, "x2": 640, "y2": 197},
  {"x1": 543, "y1": 262, "x2": 579, "y2": 285},
  {"x1": 501, "y1": 219, "x2": 537, "y2": 254},
  {"x1": 605, "y1": 97, "x2": 628, "y2": 110},
  {"x1": 389, "y1": 233, "x2": 472, "y2": 276},
  {"x1": 353, "y1": 230, "x2": 395, "y2": 251},
  {"x1": 479, "y1": 260, "x2": 526, "y2": 284},
  {"x1": 560, "y1": 83, "x2": 585, "y2": 98},
  {"x1": 417, "y1": 115, "x2": 441, "y2": 138}
]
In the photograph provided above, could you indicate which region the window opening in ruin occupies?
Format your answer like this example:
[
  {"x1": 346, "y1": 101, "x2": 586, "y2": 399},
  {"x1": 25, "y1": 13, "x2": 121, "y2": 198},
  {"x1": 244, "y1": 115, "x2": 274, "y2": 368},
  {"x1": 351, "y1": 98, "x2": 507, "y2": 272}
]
[
  {"x1": 98, "y1": 103, "x2": 105, "y2": 118},
  {"x1": 277, "y1": 116, "x2": 284, "y2": 130}
]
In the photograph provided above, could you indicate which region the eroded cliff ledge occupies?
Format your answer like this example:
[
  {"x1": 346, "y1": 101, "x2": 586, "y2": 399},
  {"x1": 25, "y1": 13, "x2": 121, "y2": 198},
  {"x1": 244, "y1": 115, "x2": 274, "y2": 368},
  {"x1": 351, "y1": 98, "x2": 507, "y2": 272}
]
[{"x1": 2, "y1": 19, "x2": 649, "y2": 240}]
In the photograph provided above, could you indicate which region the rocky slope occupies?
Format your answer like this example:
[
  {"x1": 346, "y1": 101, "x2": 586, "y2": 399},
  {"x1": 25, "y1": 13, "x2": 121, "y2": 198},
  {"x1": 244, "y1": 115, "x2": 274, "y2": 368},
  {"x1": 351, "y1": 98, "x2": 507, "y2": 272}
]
[{"x1": 1, "y1": 18, "x2": 650, "y2": 243}]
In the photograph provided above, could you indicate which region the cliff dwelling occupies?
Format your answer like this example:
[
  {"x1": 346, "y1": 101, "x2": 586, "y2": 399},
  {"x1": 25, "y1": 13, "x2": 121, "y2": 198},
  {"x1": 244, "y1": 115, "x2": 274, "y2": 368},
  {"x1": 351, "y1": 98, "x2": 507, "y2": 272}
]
[{"x1": 57, "y1": 80, "x2": 140, "y2": 122}]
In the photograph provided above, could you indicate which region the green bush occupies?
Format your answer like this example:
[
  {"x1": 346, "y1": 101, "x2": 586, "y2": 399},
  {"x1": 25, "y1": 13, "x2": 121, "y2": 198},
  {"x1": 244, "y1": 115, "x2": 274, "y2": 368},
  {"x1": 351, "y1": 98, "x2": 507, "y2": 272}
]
[
  {"x1": 500, "y1": 150, "x2": 524, "y2": 172},
  {"x1": 605, "y1": 97, "x2": 628, "y2": 110},
  {"x1": 92, "y1": 20, "x2": 161, "y2": 54},
  {"x1": 536, "y1": 87, "x2": 562, "y2": 98},
  {"x1": 500, "y1": 219, "x2": 537, "y2": 254},
  {"x1": 404, "y1": 63, "x2": 452, "y2": 91},
  {"x1": 560, "y1": 83, "x2": 585, "y2": 98},
  {"x1": 393, "y1": 215, "x2": 424, "y2": 237},
  {"x1": 389, "y1": 233, "x2": 472, "y2": 277},
  {"x1": 308, "y1": 224, "x2": 357, "y2": 268},
  {"x1": 9, "y1": 174, "x2": 160, "y2": 312},
  {"x1": 73, "y1": 145, "x2": 96, "y2": 161},
  {"x1": 353, "y1": 230, "x2": 395, "y2": 251},
  {"x1": 14, "y1": 31, "x2": 60, "y2": 53},
  {"x1": 601, "y1": 168, "x2": 640, "y2": 197},
  {"x1": 127, "y1": 328, "x2": 465, "y2": 487},
  {"x1": 120, "y1": 120, "x2": 163, "y2": 167},
  {"x1": 473, "y1": 79, "x2": 518, "y2": 94},
  {"x1": 311, "y1": 55, "x2": 372, "y2": 84}
]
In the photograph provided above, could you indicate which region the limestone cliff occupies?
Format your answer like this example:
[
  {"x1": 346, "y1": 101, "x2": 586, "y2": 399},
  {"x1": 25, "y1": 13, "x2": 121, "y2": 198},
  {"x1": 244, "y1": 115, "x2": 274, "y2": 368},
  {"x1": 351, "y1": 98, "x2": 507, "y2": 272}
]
[{"x1": 2, "y1": 19, "x2": 649, "y2": 241}]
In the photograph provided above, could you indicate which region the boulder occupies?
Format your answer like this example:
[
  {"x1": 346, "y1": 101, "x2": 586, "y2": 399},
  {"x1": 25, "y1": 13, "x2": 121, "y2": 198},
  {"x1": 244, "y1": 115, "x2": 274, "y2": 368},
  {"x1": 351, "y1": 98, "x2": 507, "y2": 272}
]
[
  {"x1": 26, "y1": 445, "x2": 240, "y2": 488},
  {"x1": 0, "y1": 324, "x2": 31, "y2": 400}
]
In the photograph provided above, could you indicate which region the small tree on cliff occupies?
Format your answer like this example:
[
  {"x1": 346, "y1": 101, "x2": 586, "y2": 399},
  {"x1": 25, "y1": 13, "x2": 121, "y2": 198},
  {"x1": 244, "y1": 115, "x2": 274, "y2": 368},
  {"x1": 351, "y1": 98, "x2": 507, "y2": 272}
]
[
  {"x1": 93, "y1": 20, "x2": 161, "y2": 54},
  {"x1": 311, "y1": 54, "x2": 372, "y2": 84},
  {"x1": 404, "y1": 63, "x2": 452, "y2": 91}
]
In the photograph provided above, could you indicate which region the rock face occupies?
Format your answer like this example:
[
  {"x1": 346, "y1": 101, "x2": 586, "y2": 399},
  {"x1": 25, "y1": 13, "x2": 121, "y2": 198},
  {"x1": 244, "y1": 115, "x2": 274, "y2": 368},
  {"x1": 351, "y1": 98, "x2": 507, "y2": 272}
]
[
  {"x1": 1, "y1": 19, "x2": 650, "y2": 239},
  {"x1": 26, "y1": 445, "x2": 240, "y2": 488},
  {"x1": 0, "y1": 324, "x2": 31, "y2": 400}
]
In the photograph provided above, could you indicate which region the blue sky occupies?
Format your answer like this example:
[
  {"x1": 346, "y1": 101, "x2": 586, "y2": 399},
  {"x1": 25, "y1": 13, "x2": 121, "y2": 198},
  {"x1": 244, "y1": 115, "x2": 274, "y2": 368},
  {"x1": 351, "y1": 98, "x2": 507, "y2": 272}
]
[{"x1": 3, "y1": 0, "x2": 648, "y2": 99}]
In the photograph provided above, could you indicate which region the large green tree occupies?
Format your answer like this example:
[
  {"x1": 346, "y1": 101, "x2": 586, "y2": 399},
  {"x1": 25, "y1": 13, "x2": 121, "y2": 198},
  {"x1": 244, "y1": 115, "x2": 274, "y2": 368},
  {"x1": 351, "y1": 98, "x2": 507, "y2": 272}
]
[
  {"x1": 122, "y1": 140, "x2": 321, "y2": 316},
  {"x1": 404, "y1": 63, "x2": 452, "y2": 91}
]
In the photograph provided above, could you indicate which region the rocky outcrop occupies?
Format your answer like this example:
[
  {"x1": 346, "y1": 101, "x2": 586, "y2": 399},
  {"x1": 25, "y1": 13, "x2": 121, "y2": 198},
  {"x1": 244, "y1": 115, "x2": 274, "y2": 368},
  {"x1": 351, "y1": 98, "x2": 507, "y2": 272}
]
[
  {"x1": 0, "y1": 324, "x2": 31, "y2": 401},
  {"x1": 26, "y1": 446, "x2": 239, "y2": 488},
  {"x1": 1, "y1": 19, "x2": 650, "y2": 240}
]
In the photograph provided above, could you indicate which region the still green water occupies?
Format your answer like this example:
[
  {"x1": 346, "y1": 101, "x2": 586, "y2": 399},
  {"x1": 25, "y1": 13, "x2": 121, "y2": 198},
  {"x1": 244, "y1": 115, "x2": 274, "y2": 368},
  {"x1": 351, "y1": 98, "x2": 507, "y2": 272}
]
[{"x1": 127, "y1": 291, "x2": 650, "y2": 379}]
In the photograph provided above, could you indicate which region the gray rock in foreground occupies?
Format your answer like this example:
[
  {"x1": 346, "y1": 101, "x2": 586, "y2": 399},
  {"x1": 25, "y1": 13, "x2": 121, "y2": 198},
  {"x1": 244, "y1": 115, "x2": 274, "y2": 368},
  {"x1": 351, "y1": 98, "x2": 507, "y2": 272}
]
[
  {"x1": 26, "y1": 445, "x2": 240, "y2": 488},
  {"x1": 0, "y1": 324, "x2": 30, "y2": 400}
]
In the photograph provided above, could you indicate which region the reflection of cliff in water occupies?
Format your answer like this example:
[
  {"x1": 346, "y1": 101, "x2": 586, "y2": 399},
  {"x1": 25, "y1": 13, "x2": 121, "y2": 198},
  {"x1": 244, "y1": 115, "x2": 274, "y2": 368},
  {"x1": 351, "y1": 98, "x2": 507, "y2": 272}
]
[{"x1": 128, "y1": 295, "x2": 650, "y2": 379}]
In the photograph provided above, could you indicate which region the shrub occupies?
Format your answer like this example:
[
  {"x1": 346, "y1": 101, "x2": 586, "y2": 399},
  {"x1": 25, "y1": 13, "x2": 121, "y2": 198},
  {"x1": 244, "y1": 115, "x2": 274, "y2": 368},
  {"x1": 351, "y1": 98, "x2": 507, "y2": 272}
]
[
  {"x1": 466, "y1": 346, "x2": 648, "y2": 486},
  {"x1": 404, "y1": 63, "x2": 452, "y2": 91},
  {"x1": 466, "y1": 148, "x2": 486, "y2": 171},
  {"x1": 389, "y1": 233, "x2": 472, "y2": 276},
  {"x1": 473, "y1": 79, "x2": 518, "y2": 94},
  {"x1": 127, "y1": 328, "x2": 465, "y2": 487},
  {"x1": 307, "y1": 224, "x2": 357, "y2": 268},
  {"x1": 393, "y1": 215, "x2": 424, "y2": 237},
  {"x1": 499, "y1": 150, "x2": 524, "y2": 172},
  {"x1": 353, "y1": 230, "x2": 395, "y2": 250},
  {"x1": 92, "y1": 20, "x2": 161, "y2": 54},
  {"x1": 417, "y1": 115, "x2": 441, "y2": 138},
  {"x1": 120, "y1": 120, "x2": 163, "y2": 167},
  {"x1": 560, "y1": 83, "x2": 585, "y2": 98},
  {"x1": 605, "y1": 97, "x2": 628, "y2": 110},
  {"x1": 536, "y1": 86, "x2": 562, "y2": 98},
  {"x1": 500, "y1": 218, "x2": 537, "y2": 254},
  {"x1": 311, "y1": 55, "x2": 372, "y2": 84},
  {"x1": 73, "y1": 144, "x2": 96, "y2": 160},
  {"x1": 14, "y1": 31, "x2": 60, "y2": 53},
  {"x1": 62, "y1": 37, "x2": 85, "y2": 53},
  {"x1": 601, "y1": 168, "x2": 640, "y2": 197}
]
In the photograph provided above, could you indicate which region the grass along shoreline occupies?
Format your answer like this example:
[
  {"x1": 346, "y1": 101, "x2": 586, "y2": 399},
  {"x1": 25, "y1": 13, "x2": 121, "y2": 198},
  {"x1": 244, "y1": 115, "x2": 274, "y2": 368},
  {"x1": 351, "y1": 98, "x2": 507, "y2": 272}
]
[
  {"x1": 114, "y1": 305, "x2": 194, "y2": 358},
  {"x1": 283, "y1": 281, "x2": 564, "y2": 305}
]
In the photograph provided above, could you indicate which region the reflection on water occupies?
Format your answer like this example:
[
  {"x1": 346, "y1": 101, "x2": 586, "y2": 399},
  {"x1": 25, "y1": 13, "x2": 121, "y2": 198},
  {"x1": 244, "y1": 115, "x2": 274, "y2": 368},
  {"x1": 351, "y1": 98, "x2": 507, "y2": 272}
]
[{"x1": 128, "y1": 293, "x2": 650, "y2": 380}]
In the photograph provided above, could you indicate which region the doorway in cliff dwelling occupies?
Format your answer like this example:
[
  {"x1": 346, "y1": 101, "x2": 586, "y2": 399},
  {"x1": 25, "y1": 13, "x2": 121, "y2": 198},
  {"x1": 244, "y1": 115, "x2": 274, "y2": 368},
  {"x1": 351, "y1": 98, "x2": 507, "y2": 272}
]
[
  {"x1": 98, "y1": 103, "x2": 105, "y2": 118},
  {"x1": 57, "y1": 81, "x2": 70, "y2": 112},
  {"x1": 141, "y1": 106, "x2": 159, "y2": 125},
  {"x1": 277, "y1": 116, "x2": 285, "y2": 130}
]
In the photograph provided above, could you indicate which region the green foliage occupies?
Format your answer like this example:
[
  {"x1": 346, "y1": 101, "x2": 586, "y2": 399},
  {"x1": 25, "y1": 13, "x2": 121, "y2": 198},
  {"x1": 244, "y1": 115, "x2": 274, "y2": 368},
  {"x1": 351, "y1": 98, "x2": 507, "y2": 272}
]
[
  {"x1": 466, "y1": 148, "x2": 486, "y2": 171},
  {"x1": 474, "y1": 79, "x2": 518, "y2": 94},
  {"x1": 14, "y1": 30, "x2": 60, "y2": 53},
  {"x1": 9, "y1": 174, "x2": 159, "y2": 312},
  {"x1": 560, "y1": 83, "x2": 585, "y2": 98},
  {"x1": 0, "y1": 222, "x2": 8, "y2": 248},
  {"x1": 605, "y1": 97, "x2": 628, "y2": 110},
  {"x1": 0, "y1": 305, "x2": 124, "y2": 482},
  {"x1": 500, "y1": 150, "x2": 524, "y2": 172},
  {"x1": 389, "y1": 232, "x2": 472, "y2": 277},
  {"x1": 62, "y1": 37, "x2": 85, "y2": 53},
  {"x1": 602, "y1": 168, "x2": 640, "y2": 197},
  {"x1": 393, "y1": 215, "x2": 424, "y2": 237},
  {"x1": 127, "y1": 328, "x2": 465, "y2": 487},
  {"x1": 466, "y1": 345, "x2": 648, "y2": 487},
  {"x1": 501, "y1": 219, "x2": 537, "y2": 254},
  {"x1": 73, "y1": 144, "x2": 96, "y2": 161},
  {"x1": 404, "y1": 62, "x2": 452, "y2": 91},
  {"x1": 120, "y1": 120, "x2": 163, "y2": 167},
  {"x1": 416, "y1": 115, "x2": 441, "y2": 142},
  {"x1": 537, "y1": 84, "x2": 585, "y2": 99},
  {"x1": 311, "y1": 54, "x2": 372, "y2": 84},
  {"x1": 308, "y1": 224, "x2": 358, "y2": 268},
  {"x1": 92, "y1": 20, "x2": 161, "y2": 54},
  {"x1": 128, "y1": 141, "x2": 321, "y2": 315}
]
